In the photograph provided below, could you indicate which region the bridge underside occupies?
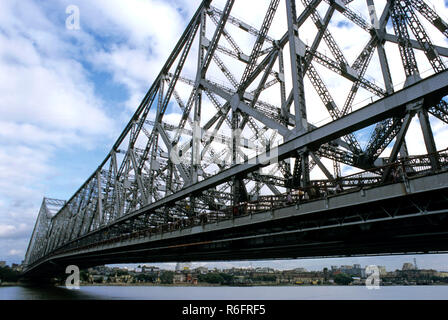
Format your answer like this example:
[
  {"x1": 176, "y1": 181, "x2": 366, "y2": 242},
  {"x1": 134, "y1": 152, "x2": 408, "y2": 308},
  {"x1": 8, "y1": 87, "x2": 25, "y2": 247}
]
[{"x1": 24, "y1": 171, "x2": 448, "y2": 278}]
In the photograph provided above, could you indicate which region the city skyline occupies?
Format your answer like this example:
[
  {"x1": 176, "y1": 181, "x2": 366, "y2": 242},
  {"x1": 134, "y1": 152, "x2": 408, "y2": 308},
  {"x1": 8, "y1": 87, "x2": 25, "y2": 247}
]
[
  {"x1": 3, "y1": 254, "x2": 442, "y2": 273},
  {"x1": 3, "y1": 253, "x2": 448, "y2": 273},
  {"x1": 104, "y1": 254, "x2": 448, "y2": 273}
]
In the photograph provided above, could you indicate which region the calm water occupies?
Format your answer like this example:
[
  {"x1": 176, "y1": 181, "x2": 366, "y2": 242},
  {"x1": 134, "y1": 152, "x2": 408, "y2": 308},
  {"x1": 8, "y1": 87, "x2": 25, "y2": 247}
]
[{"x1": 2, "y1": 285, "x2": 448, "y2": 300}]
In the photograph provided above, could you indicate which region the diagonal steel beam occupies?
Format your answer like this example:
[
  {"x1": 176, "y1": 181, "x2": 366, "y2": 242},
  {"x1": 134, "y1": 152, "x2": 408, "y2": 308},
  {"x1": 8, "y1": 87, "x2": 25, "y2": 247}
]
[{"x1": 95, "y1": 70, "x2": 448, "y2": 233}]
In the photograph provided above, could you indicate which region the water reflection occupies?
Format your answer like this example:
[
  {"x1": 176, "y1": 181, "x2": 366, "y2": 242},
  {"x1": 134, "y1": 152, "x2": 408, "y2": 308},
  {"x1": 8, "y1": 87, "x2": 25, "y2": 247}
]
[
  {"x1": 0, "y1": 285, "x2": 100, "y2": 300},
  {"x1": 2, "y1": 285, "x2": 448, "y2": 300}
]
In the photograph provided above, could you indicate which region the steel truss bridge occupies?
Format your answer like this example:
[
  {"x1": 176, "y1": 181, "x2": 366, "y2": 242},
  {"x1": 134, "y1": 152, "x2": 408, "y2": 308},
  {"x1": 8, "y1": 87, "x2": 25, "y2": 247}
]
[{"x1": 24, "y1": 0, "x2": 448, "y2": 277}]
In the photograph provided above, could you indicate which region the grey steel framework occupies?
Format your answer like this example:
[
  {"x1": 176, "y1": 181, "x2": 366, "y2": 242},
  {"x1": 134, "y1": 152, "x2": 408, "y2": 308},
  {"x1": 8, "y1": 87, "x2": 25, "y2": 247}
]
[{"x1": 23, "y1": 0, "x2": 448, "y2": 276}]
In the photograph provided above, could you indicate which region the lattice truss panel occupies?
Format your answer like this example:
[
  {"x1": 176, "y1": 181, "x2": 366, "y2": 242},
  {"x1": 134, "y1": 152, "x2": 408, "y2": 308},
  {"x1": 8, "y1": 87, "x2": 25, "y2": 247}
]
[{"x1": 25, "y1": 0, "x2": 448, "y2": 265}]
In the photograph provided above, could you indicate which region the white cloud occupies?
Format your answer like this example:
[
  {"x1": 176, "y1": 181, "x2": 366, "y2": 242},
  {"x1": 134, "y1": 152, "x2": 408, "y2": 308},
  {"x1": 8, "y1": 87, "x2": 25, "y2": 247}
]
[
  {"x1": 0, "y1": 224, "x2": 30, "y2": 240},
  {"x1": 0, "y1": 0, "x2": 119, "y2": 263},
  {"x1": 0, "y1": 61, "x2": 112, "y2": 135},
  {"x1": 77, "y1": 0, "x2": 201, "y2": 112},
  {"x1": 8, "y1": 249, "x2": 24, "y2": 256}
]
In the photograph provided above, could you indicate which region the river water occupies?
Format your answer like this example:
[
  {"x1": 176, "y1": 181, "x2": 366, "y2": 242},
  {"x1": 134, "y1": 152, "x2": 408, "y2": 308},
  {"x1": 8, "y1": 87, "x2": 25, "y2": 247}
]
[{"x1": 1, "y1": 285, "x2": 448, "y2": 300}]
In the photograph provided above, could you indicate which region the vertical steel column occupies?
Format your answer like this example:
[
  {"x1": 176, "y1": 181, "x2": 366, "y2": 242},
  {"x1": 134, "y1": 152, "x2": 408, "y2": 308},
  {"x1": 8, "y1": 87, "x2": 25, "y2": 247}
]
[
  {"x1": 381, "y1": 105, "x2": 417, "y2": 181},
  {"x1": 367, "y1": 0, "x2": 394, "y2": 94},
  {"x1": 286, "y1": 0, "x2": 308, "y2": 133},
  {"x1": 97, "y1": 170, "x2": 104, "y2": 226},
  {"x1": 278, "y1": 47, "x2": 288, "y2": 123},
  {"x1": 149, "y1": 81, "x2": 163, "y2": 203},
  {"x1": 418, "y1": 108, "x2": 440, "y2": 170},
  {"x1": 129, "y1": 148, "x2": 148, "y2": 206},
  {"x1": 371, "y1": 0, "x2": 410, "y2": 157},
  {"x1": 286, "y1": 0, "x2": 310, "y2": 187},
  {"x1": 191, "y1": 8, "x2": 206, "y2": 184},
  {"x1": 391, "y1": 2, "x2": 421, "y2": 86},
  {"x1": 111, "y1": 150, "x2": 120, "y2": 220},
  {"x1": 191, "y1": 8, "x2": 207, "y2": 216}
]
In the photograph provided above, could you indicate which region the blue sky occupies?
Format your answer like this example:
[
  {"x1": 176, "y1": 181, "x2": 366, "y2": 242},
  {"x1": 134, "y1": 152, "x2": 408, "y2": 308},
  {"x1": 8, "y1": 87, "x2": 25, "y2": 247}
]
[{"x1": 1, "y1": 0, "x2": 448, "y2": 273}]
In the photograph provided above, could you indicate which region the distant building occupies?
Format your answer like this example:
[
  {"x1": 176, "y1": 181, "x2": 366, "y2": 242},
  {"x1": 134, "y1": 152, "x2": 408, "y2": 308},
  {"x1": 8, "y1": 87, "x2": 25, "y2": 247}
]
[
  {"x1": 173, "y1": 273, "x2": 186, "y2": 283},
  {"x1": 175, "y1": 262, "x2": 192, "y2": 272},
  {"x1": 195, "y1": 267, "x2": 208, "y2": 274},
  {"x1": 11, "y1": 264, "x2": 23, "y2": 272},
  {"x1": 378, "y1": 266, "x2": 387, "y2": 276},
  {"x1": 293, "y1": 268, "x2": 307, "y2": 273},
  {"x1": 89, "y1": 275, "x2": 108, "y2": 283},
  {"x1": 402, "y1": 263, "x2": 416, "y2": 271},
  {"x1": 255, "y1": 267, "x2": 275, "y2": 273},
  {"x1": 419, "y1": 269, "x2": 437, "y2": 277},
  {"x1": 341, "y1": 264, "x2": 365, "y2": 278},
  {"x1": 437, "y1": 272, "x2": 448, "y2": 278},
  {"x1": 173, "y1": 272, "x2": 197, "y2": 284},
  {"x1": 0, "y1": 261, "x2": 6, "y2": 268},
  {"x1": 142, "y1": 266, "x2": 160, "y2": 273}
]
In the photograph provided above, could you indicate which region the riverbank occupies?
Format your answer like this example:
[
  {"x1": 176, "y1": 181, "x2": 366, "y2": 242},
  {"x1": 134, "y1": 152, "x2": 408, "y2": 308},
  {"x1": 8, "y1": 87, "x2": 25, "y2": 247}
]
[
  {"x1": 79, "y1": 282, "x2": 221, "y2": 287},
  {"x1": 77, "y1": 282, "x2": 448, "y2": 287},
  {"x1": 0, "y1": 282, "x2": 22, "y2": 287},
  {"x1": 79, "y1": 282, "x2": 329, "y2": 287},
  {"x1": 4, "y1": 280, "x2": 448, "y2": 288}
]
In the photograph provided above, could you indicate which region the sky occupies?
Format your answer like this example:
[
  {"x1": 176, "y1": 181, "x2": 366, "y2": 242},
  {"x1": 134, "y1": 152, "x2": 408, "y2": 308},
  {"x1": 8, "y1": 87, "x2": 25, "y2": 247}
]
[{"x1": 1, "y1": 0, "x2": 448, "y2": 272}]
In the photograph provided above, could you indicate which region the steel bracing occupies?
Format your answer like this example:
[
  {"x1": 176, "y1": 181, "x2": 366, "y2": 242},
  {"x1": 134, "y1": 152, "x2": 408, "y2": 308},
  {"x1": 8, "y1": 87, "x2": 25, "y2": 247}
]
[{"x1": 24, "y1": 0, "x2": 448, "y2": 275}]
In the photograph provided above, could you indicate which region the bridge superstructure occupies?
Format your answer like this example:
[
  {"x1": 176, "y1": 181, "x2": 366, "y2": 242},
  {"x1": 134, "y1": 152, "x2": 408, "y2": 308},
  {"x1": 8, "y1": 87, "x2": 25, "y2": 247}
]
[{"x1": 23, "y1": 0, "x2": 448, "y2": 277}]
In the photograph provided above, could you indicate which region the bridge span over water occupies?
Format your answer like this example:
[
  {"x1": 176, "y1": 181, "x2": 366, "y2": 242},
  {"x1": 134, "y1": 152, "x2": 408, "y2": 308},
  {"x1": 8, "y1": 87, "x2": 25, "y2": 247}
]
[{"x1": 23, "y1": 0, "x2": 448, "y2": 277}]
